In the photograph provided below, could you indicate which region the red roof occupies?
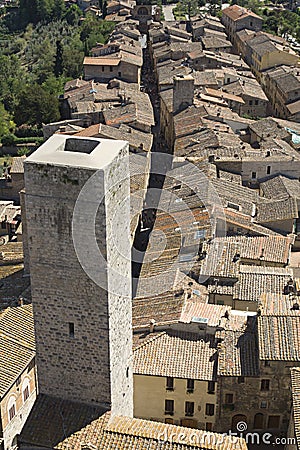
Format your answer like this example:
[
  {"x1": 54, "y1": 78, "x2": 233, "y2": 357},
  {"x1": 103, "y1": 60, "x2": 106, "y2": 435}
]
[{"x1": 222, "y1": 5, "x2": 262, "y2": 22}]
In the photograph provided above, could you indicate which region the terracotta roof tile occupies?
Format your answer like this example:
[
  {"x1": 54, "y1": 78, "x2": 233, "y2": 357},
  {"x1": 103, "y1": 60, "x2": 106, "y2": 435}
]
[
  {"x1": 258, "y1": 315, "x2": 300, "y2": 361},
  {"x1": 290, "y1": 367, "x2": 300, "y2": 449},
  {"x1": 222, "y1": 4, "x2": 262, "y2": 21},
  {"x1": 133, "y1": 330, "x2": 217, "y2": 381},
  {"x1": 20, "y1": 395, "x2": 247, "y2": 449},
  {"x1": 0, "y1": 304, "x2": 35, "y2": 398}
]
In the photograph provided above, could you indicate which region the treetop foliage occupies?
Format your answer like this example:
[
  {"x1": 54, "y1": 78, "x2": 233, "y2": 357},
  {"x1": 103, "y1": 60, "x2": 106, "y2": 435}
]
[{"x1": 0, "y1": 9, "x2": 114, "y2": 131}]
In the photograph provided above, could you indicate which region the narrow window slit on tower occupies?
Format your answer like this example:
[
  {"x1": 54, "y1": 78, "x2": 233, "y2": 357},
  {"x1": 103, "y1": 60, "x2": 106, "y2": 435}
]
[{"x1": 69, "y1": 322, "x2": 75, "y2": 338}]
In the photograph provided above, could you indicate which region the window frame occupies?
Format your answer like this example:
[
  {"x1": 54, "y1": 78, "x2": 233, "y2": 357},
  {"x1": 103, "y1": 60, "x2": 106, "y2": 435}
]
[
  {"x1": 205, "y1": 403, "x2": 215, "y2": 416},
  {"x1": 165, "y1": 399, "x2": 174, "y2": 415},
  {"x1": 261, "y1": 379, "x2": 270, "y2": 391},
  {"x1": 187, "y1": 379, "x2": 194, "y2": 392},
  {"x1": 166, "y1": 377, "x2": 174, "y2": 391},
  {"x1": 185, "y1": 401, "x2": 195, "y2": 417}
]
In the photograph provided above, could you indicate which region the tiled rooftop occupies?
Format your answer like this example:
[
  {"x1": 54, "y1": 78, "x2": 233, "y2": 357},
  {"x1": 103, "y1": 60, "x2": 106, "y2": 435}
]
[
  {"x1": 259, "y1": 292, "x2": 300, "y2": 316},
  {"x1": 258, "y1": 315, "x2": 300, "y2": 361},
  {"x1": 10, "y1": 155, "x2": 26, "y2": 174},
  {"x1": 234, "y1": 265, "x2": 293, "y2": 302},
  {"x1": 222, "y1": 4, "x2": 262, "y2": 21},
  {"x1": 260, "y1": 175, "x2": 300, "y2": 201},
  {"x1": 0, "y1": 304, "x2": 35, "y2": 398},
  {"x1": 133, "y1": 330, "x2": 217, "y2": 381},
  {"x1": 256, "y1": 197, "x2": 298, "y2": 223},
  {"x1": 0, "y1": 242, "x2": 30, "y2": 309},
  {"x1": 223, "y1": 235, "x2": 292, "y2": 265},
  {"x1": 19, "y1": 395, "x2": 247, "y2": 449}
]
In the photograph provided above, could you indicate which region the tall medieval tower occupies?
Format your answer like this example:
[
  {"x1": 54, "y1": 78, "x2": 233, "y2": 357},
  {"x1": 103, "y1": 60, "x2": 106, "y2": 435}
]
[{"x1": 24, "y1": 135, "x2": 133, "y2": 417}]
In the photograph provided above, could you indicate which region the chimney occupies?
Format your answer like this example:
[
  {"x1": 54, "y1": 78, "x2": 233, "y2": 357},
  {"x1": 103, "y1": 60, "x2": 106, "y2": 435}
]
[
  {"x1": 149, "y1": 319, "x2": 156, "y2": 333},
  {"x1": 173, "y1": 74, "x2": 194, "y2": 114},
  {"x1": 18, "y1": 297, "x2": 24, "y2": 306}
]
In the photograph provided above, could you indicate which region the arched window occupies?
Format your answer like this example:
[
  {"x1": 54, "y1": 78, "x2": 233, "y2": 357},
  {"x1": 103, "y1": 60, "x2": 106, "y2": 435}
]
[
  {"x1": 137, "y1": 6, "x2": 148, "y2": 15},
  {"x1": 231, "y1": 414, "x2": 247, "y2": 431},
  {"x1": 22, "y1": 378, "x2": 30, "y2": 403},
  {"x1": 7, "y1": 396, "x2": 16, "y2": 422}
]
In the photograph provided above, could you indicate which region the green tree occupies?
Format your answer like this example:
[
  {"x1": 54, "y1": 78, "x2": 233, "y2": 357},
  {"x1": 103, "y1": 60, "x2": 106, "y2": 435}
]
[
  {"x1": 173, "y1": 0, "x2": 198, "y2": 20},
  {"x1": 42, "y1": 74, "x2": 66, "y2": 96},
  {"x1": 14, "y1": 84, "x2": 60, "y2": 126},
  {"x1": 52, "y1": 0, "x2": 65, "y2": 20},
  {"x1": 54, "y1": 40, "x2": 63, "y2": 77},
  {"x1": 0, "y1": 103, "x2": 15, "y2": 138},
  {"x1": 64, "y1": 4, "x2": 81, "y2": 25}
]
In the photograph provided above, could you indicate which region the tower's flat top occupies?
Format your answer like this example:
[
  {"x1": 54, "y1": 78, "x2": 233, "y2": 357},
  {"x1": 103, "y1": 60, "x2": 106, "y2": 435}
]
[{"x1": 25, "y1": 135, "x2": 128, "y2": 170}]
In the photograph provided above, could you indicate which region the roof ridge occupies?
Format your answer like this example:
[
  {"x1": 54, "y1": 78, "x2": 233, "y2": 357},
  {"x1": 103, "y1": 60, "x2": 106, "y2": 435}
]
[{"x1": 133, "y1": 331, "x2": 166, "y2": 352}]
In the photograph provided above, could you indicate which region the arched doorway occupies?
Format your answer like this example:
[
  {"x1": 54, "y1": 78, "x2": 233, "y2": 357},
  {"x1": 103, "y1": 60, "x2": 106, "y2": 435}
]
[
  {"x1": 231, "y1": 414, "x2": 247, "y2": 431},
  {"x1": 253, "y1": 413, "x2": 264, "y2": 429}
]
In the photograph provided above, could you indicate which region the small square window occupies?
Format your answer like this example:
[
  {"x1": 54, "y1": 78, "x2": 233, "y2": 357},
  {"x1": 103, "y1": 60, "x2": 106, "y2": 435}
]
[
  {"x1": 166, "y1": 377, "x2": 174, "y2": 391},
  {"x1": 9, "y1": 404, "x2": 16, "y2": 421},
  {"x1": 69, "y1": 322, "x2": 75, "y2": 338},
  {"x1": 225, "y1": 393, "x2": 233, "y2": 404},
  {"x1": 267, "y1": 166, "x2": 271, "y2": 175},
  {"x1": 165, "y1": 399, "x2": 174, "y2": 415},
  {"x1": 261, "y1": 401, "x2": 267, "y2": 409},
  {"x1": 187, "y1": 379, "x2": 194, "y2": 392},
  {"x1": 185, "y1": 401, "x2": 194, "y2": 416},
  {"x1": 261, "y1": 379, "x2": 270, "y2": 391},
  {"x1": 208, "y1": 381, "x2": 215, "y2": 393},
  {"x1": 206, "y1": 403, "x2": 215, "y2": 416},
  {"x1": 23, "y1": 386, "x2": 30, "y2": 402},
  {"x1": 238, "y1": 376, "x2": 245, "y2": 384},
  {"x1": 255, "y1": 100, "x2": 259, "y2": 105},
  {"x1": 251, "y1": 172, "x2": 257, "y2": 179}
]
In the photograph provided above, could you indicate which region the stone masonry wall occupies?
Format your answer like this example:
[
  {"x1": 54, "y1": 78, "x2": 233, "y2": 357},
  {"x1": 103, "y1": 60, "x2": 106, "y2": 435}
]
[{"x1": 24, "y1": 141, "x2": 133, "y2": 416}]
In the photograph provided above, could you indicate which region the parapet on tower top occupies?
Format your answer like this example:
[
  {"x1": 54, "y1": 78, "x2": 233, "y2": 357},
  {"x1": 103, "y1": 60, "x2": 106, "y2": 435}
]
[{"x1": 25, "y1": 134, "x2": 128, "y2": 170}]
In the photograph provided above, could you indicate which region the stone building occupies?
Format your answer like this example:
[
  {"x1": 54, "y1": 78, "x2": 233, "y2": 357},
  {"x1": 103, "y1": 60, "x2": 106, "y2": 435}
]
[
  {"x1": 24, "y1": 135, "x2": 133, "y2": 417},
  {"x1": 262, "y1": 66, "x2": 300, "y2": 122},
  {"x1": 0, "y1": 305, "x2": 36, "y2": 450},
  {"x1": 133, "y1": 330, "x2": 218, "y2": 430},
  {"x1": 286, "y1": 367, "x2": 300, "y2": 449},
  {"x1": 0, "y1": 201, "x2": 20, "y2": 239},
  {"x1": 216, "y1": 295, "x2": 300, "y2": 436},
  {"x1": 83, "y1": 51, "x2": 142, "y2": 86},
  {"x1": 221, "y1": 5, "x2": 263, "y2": 43},
  {"x1": 0, "y1": 156, "x2": 25, "y2": 204}
]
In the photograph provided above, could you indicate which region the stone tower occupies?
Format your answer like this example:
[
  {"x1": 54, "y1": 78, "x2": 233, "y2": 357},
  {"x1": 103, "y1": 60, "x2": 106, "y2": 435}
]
[
  {"x1": 173, "y1": 74, "x2": 194, "y2": 114},
  {"x1": 24, "y1": 135, "x2": 133, "y2": 417}
]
